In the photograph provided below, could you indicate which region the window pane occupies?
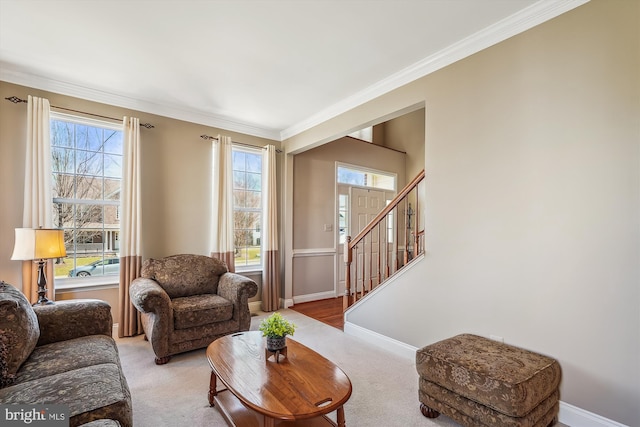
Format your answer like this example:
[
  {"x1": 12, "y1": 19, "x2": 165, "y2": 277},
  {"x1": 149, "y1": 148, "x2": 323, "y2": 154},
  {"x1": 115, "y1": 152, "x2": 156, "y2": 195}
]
[
  {"x1": 246, "y1": 172, "x2": 261, "y2": 190},
  {"x1": 75, "y1": 125, "x2": 90, "y2": 150},
  {"x1": 52, "y1": 147, "x2": 74, "y2": 173},
  {"x1": 105, "y1": 178, "x2": 121, "y2": 201},
  {"x1": 104, "y1": 153, "x2": 122, "y2": 178},
  {"x1": 233, "y1": 170, "x2": 246, "y2": 190},
  {"x1": 76, "y1": 175, "x2": 104, "y2": 200},
  {"x1": 246, "y1": 153, "x2": 262, "y2": 173},
  {"x1": 244, "y1": 191, "x2": 261, "y2": 209},
  {"x1": 51, "y1": 121, "x2": 74, "y2": 148},
  {"x1": 104, "y1": 130, "x2": 122, "y2": 154},
  {"x1": 233, "y1": 151, "x2": 246, "y2": 170},
  {"x1": 77, "y1": 149, "x2": 103, "y2": 175}
]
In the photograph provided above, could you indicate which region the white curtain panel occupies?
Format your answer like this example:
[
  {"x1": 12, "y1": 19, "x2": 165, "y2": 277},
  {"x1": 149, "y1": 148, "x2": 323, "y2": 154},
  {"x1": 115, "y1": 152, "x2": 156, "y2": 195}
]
[
  {"x1": 211, "y1": 135, "x2": 235, "y2": 272},
  {"x1": 21, "y1": 95, "x2": 53, "y2": 302},
  {"x1": 119, "y1": 116, "x2": 143, "y2": 337},
  {"x1": 261, "y1": 145, "x2": 280, "y2": 311}
]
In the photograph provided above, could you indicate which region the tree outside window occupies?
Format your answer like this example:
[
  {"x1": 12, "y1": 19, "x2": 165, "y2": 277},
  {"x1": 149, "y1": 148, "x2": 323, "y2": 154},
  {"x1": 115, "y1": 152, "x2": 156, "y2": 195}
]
[{"x1": 232, "y1": 148, "x2": 262, "y2": 269}]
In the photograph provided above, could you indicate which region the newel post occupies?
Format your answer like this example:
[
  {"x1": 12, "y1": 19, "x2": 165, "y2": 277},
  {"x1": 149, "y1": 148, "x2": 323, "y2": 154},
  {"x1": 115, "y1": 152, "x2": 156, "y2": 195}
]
[{"x1": 343, "y1": 236, "x2": 352, "y2": 311}]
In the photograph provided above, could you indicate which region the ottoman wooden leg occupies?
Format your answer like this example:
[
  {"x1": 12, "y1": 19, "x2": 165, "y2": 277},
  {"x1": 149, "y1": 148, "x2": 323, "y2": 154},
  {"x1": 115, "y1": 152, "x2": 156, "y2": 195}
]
[{"x1": 420, "y1": 403, "x2": 440, "y2": 418}]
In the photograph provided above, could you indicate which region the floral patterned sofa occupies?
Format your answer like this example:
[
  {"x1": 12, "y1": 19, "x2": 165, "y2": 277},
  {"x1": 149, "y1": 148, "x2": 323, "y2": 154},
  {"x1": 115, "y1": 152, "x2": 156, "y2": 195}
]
[
  {"x1": 129, "y1": 254, "x2": 258, "y2": 364},
  {"x1": 0, "y1": 281, "x2": 132, "y2": 427}
]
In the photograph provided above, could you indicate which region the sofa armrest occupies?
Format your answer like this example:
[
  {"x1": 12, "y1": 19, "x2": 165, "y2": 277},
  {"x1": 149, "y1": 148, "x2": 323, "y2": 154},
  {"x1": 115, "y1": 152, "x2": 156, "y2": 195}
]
[
  {"x1": 218, "y1": 272, "x2": 258, "y2": 330},
  {"x1": 34, "y1": 299, "x2": 112, "y2": 346}
]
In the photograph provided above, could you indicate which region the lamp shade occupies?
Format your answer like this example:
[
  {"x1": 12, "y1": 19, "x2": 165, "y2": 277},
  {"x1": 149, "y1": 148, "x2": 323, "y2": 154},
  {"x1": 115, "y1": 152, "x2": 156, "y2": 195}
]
[{"x1": 11, "y1": 228, "x2": 67, "y2": 261}]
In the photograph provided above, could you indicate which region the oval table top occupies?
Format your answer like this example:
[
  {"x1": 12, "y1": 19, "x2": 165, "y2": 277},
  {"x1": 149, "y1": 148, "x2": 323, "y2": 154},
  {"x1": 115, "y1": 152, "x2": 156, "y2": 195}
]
[{"x1": 206, "y1": 331, "x2": 352, "y2": 422}]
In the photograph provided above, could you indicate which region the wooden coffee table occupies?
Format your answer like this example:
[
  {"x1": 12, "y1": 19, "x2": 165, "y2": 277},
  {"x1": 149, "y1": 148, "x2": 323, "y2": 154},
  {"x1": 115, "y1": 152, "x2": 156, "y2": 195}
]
[{"x1": 206, "y1": 331, "x2": 352, "y2": 427}]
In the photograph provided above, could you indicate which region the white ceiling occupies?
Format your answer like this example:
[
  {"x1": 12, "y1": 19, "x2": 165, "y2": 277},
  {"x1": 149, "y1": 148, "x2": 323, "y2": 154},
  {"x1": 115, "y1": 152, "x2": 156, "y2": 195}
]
[{"x1": 0, "y1": 0, "x2": 586, "y2": 141}]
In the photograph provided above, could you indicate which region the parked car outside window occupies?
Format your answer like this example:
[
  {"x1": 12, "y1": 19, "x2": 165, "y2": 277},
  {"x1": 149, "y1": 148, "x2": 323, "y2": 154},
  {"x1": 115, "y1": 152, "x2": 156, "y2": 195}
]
[{"x1": 69, "y1": 258, "x2": 120, "y2": 277}]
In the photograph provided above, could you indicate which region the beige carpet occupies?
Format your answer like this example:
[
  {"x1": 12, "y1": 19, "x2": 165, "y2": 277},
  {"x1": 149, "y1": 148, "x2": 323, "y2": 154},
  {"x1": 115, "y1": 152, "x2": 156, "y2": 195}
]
[{"x1": 114, "y1": 310, "x2": 462, "y2": 427}]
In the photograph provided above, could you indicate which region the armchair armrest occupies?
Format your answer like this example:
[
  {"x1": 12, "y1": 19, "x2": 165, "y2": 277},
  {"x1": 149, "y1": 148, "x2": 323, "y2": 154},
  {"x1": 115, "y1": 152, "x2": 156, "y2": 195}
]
[
  {"x1": 129, "y1": 278, "x2": 172, "y2": 314},
  {"x1": 218, "y1": 272, "x2": 258, "y2": 330},
  {"x1": 34, "y1": 299, "x2": 112, "y2": 346},
  {"x1": 129, "y1": 277, "x2": 173, "y2": 356}
]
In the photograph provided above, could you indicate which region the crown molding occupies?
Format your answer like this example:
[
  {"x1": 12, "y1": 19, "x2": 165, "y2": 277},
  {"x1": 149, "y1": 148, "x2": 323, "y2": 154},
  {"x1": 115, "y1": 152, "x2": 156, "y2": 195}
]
[
  {"x1": 0, "y1": 66, "x2": 281, "y2": 141},
  {"x1": 1, "y1": 0, "x2": 588, "y2": 143},
  {"x1": 280, "y1": 0, "x2": 590, "y2": 141}
]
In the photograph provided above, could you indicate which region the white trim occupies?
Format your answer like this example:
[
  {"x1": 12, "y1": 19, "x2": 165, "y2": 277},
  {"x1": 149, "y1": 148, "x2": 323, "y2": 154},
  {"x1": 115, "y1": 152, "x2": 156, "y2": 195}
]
[
  {"x1": 344, "y1": 321, "x2": 417, "y2": 360},
  {"x1": 280, "y1": 0, "x2": 590, "y2": 140},
  {"x1": 282, "y1": 297, "x2": 294, "y2": 309},
  {"x1": 248, "y1": 301, "x2": 262, "y2": 314},
  {"x1": 559, "y1": 402, "x2": 628, "y2": 427},
  {"x1": 292, "y1": 291, "x2": 336, "y2": 305},
  {"x1": 292, "y1": 248, "x2": 335, "y2": 257},
  {"x1": 0, "y1": 66, "x2": 281, "y2": 141}
]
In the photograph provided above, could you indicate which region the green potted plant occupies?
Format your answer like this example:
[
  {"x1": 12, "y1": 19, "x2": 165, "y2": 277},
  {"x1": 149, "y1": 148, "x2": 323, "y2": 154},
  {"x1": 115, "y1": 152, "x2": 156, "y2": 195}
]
[{"x1": 259, "y1": 312, "x2": 296, "y2": 351}]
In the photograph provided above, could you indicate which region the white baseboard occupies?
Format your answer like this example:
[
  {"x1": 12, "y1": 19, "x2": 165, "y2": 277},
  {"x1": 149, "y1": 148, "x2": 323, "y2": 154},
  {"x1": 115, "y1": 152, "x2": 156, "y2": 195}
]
[
  {"x1": 292, "y1": 291, "x2": 336, "y2": 305},
  {"x1": 249, "y1": 301, "x2": 262, "y2": 314},
  {"x1": 282, "y1": 298, "x2": 294, "y2": 309},
  {"x1": 344, "y1": 321, "x2": 628, "y2": 427},
  {"x1": 344, "y1": 320, "x2": 417, "y2": 360},
  {"x1": 559, "y1": 402, "x2": 628, "y2": 427}
]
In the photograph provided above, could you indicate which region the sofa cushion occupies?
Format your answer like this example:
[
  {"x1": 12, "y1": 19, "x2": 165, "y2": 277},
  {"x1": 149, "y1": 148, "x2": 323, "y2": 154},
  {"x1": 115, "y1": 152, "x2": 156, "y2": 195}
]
[
  {"x1": 0, "y1": 363, "x2": 132, "y2": 427},
  {"x1": 0, "y1": 281, "x2": 40, "y2": 388},
  {"x1": 141, "y1": 254, "x2": 228, "y2": 298},
  {"x1": 172, "y1": 294, "x2": 233, "y2": 330},
  {"x1": 15, "y1": 335, "x2": 121, "y2": 385}
]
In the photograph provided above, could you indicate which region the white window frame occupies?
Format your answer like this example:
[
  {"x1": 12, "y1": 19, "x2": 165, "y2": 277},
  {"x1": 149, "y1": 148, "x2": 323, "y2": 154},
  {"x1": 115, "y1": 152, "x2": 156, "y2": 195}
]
[
  {"x1": 51, "y1": 112, "x2": 123, "y2": 289},
  {"x1": 232, "y1": 145, "x2": 263, "y2": 272}
]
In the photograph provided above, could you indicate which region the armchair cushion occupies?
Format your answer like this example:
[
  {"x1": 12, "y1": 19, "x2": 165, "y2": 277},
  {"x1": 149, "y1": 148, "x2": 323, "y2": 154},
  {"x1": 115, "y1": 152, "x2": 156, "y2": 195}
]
[
  {"x1": 172, "y1": 294, "x2": 233, "y2": 329},
  {"x1": 141, "y1": 254, "x2": 228, "y2": 298},
  {"x1": 0, "y1": 281, "x2": 40, "y2": 388}
]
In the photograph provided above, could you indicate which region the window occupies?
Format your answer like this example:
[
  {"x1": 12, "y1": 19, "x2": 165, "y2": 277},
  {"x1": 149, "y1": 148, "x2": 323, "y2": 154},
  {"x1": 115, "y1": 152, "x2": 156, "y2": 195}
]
[
  {"x1": 51, "y1": 113, "x2": 123, "y2": 282},
  {"x1": 232, "y1": 147, "x2": 262, "y2": 270},
  {"x1": 337, "y1": 165, "x2": 395, "y2": 190}
]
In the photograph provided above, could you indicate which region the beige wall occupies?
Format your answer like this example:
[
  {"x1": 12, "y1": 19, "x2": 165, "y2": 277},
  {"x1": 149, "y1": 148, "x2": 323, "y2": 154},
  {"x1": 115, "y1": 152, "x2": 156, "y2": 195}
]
[
  {"x1": 382, "y1": 108, "x2": 425, "y2": 180},
  {"x1": 0, "y1": 81, "x2": 276, "y2": 319},
  {"x1": 286, "y1": 1, "x2": 640, "y2": 424}
]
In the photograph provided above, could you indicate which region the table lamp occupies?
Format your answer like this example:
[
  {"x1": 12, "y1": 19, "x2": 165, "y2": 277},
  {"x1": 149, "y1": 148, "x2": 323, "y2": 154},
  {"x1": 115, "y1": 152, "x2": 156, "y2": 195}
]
[{"x1": 11, "y1": 228, "x2": 67, "y2": 305}]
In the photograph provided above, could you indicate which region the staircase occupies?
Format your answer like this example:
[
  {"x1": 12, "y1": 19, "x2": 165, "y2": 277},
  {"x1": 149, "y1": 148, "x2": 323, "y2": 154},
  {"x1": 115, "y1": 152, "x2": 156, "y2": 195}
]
[{"x1": 343, "y1": 170, "x2": 425, "y2": 311}]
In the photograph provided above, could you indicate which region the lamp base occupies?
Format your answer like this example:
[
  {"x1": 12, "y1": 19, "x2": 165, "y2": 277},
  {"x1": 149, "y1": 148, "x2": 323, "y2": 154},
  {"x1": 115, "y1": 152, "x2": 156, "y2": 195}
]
[
  {"x1": 34, "y1": 295, "x2": 54, "y2": 306},
  {"x1": 33, "y1": 259, "x2": 55, "y2": 306}
]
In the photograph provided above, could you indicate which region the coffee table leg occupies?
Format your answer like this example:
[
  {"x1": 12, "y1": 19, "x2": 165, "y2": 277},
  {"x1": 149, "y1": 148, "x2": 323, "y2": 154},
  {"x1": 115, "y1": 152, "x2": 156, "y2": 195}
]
[
  {"x1": 264, "y1": 415, "x2": 275, "y2": 427},
  {"x1": 208, "y1": 371, "x2": 217, "y2": 406},
  {"x1": 337, "y1": 406, "x2": 346, "y2": 427}
]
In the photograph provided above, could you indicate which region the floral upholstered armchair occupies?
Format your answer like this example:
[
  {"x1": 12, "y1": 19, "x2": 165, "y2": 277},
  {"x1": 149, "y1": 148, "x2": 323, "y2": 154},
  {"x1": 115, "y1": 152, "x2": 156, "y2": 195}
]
[{"x1": 129, "y1": 254, "x2": 258, "y2": 364}]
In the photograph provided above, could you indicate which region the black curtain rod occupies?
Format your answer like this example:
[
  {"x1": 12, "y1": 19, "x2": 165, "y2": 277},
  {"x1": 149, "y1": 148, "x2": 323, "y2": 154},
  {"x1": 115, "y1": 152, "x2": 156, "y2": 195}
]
[
  {"x1": 200, "y1": 134, "x2": 282, "y2": 153},
  {"x1": 5, "y1": 96, "x2": 154, "y2": 129}
]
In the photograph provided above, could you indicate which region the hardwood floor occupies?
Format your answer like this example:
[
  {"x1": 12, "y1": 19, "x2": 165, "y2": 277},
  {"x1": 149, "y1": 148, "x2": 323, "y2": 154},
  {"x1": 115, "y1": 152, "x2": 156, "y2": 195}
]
[{"x1": 290, "y1": 297, "x2": 344, "y2": 331}]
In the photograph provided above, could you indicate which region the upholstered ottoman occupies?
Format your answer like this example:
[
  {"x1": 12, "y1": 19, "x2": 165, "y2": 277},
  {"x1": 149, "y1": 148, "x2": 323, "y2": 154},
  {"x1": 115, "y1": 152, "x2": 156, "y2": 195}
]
[{"x1": 416, "y1": 334, "x2": 561, "y2": 427}]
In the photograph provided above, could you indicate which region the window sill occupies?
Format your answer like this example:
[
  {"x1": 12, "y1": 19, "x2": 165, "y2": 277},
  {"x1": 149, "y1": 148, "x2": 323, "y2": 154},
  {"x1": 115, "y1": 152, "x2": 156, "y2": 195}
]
[
  {"x1": 55, "y1": 276, "x2": 119, "y2": 293},
  {"x1": 235, "y1": 268, "x2": 262, "y2": 276}
]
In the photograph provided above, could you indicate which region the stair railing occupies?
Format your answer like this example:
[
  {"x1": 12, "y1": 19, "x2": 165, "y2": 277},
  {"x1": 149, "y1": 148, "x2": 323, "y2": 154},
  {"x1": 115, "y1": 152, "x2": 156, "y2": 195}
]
[{"x1": 343, "y1": 170, "x2": 425, "y2": 310}]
